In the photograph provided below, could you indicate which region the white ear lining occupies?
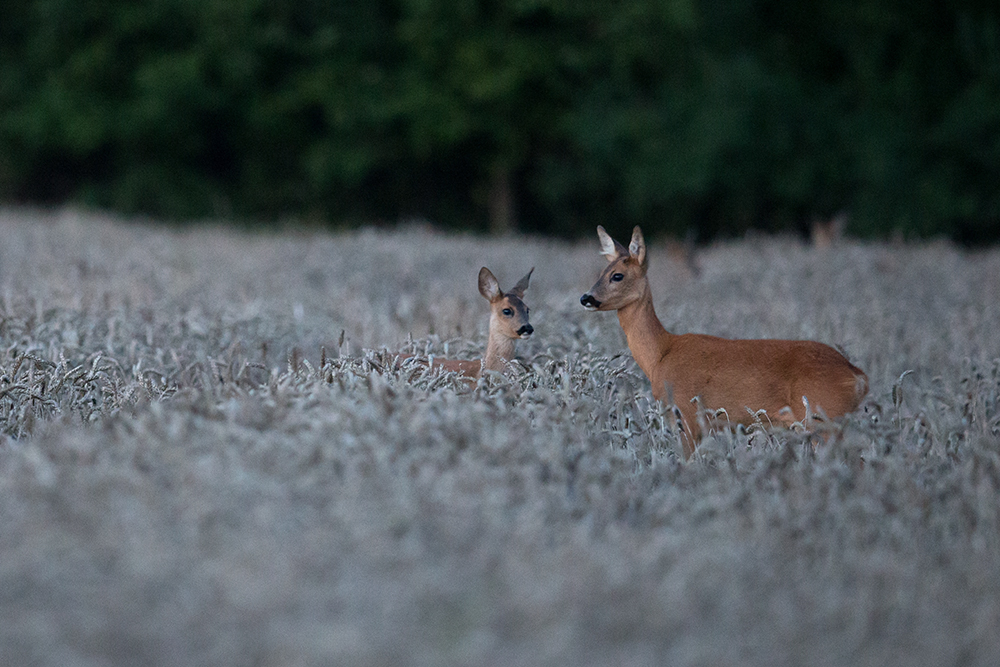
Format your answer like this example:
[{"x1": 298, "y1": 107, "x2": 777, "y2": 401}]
[
  {"x1": 629, "y1": 227, "x2": 645, "y2": 262},
  {"x1": 597, "y1": 226, "x2": 618, "y2": 260},
  {"x1": 478, "y1": 267, "x2": 501, "y2": 301}
]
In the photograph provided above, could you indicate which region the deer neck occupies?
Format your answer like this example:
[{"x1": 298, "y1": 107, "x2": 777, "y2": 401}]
[
  {"x1": 616, "y1": 282, "x2": 672, "y2": 380},
  {"x1": 482, "y1": 323, "x2": 516, "y2": 373}
]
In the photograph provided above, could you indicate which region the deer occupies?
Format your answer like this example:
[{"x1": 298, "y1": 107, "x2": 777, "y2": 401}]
[
  {"x1": 580, "y1": 226, "x2": 868, "y2": 458},
  {"x1": 396, "y1": 267, "x2": 534, "y2": 379},
  {"x1": 810, "y1": 212, "x2": 848, "y2": 249}
]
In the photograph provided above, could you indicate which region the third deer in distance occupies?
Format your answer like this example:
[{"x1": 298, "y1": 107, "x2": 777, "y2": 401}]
[{"x1": 580, "y1": 226, "x2": 868, "y2": 458}]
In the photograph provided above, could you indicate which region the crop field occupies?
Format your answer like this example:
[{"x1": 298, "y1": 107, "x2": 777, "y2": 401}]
[{"x1": 0, "y1": 207, "x2": 998, "y2": 666}]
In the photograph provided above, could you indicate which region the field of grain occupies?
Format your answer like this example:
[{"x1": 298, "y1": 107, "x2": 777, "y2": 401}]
[{"x1": 0, "y1": 207, "x2": 998, "y2": 666}]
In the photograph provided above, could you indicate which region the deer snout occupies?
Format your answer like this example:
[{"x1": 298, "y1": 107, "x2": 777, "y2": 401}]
[
  {"x1": 517, "y1": 324, "x2": 533, "y2": 338},
  {"x1": 580, "y1": 294, "x2": 601, "y2": 310}
]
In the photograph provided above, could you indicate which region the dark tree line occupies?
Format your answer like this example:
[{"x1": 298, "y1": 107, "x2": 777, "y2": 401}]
[{"x1": 2, "y1": 0, "x2": 998, "y2": 242}]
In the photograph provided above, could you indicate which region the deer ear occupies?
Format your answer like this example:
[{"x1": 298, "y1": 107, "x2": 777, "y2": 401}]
[
  {"x1": 597, "y1": 226, "x2": 626, "y2": 263},
  {"x1": 508, "y1": 267, "x2": 533, "y2": 298},
  {"x1": 629, "y1": 226, "x2": 646, "y2": 266},
  {"x1": 478, "y1": 267, "x2": 502, "y2": 302}
]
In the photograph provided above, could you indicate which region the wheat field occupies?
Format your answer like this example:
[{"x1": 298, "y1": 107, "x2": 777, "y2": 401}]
[{"x1": 0, "y1": 208, "x2": 998, "y2": 666}]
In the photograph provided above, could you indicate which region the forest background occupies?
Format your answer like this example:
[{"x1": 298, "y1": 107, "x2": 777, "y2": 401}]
[{"x1": 2, "y1": 0, "x2": 999, "y2": 243}]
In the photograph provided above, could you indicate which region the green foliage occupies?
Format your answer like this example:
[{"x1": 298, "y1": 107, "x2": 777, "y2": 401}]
[{"x1": 1, "y1": 0, "x2": 998, "y2": 241}]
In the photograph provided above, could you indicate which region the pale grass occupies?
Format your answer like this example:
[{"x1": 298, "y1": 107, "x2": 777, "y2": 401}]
[{"x1": 0, "y1": 207, "x2": 998, "y2": 666}]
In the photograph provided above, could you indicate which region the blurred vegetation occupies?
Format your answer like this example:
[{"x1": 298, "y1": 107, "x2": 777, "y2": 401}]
[{"x1": 1, "y1": 0, "x2": 998, "y2": 242}]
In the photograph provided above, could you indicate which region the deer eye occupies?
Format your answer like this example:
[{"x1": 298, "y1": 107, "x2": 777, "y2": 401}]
[
  {"x1": 611, "y1": 273, "x2": 625, "y2": 282},
  {"x1": 502, "y1": 308, "x2": 513, "y2": 316}
]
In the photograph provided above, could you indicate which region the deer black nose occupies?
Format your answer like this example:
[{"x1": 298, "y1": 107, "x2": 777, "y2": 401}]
[
  {"x1": 517, "y1": 324, "x2": 533, "y2": 337},
  {"x1": 580, "y1": 294, "x2": 601, "y2": 309}
]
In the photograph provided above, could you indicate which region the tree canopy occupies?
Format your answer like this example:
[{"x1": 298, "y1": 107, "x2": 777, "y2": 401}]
[{"x1": 2, "y1": 0, "x2": 998, "y2": 242}]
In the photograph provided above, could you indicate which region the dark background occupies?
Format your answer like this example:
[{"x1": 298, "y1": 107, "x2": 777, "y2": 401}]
[{"x1": 2, "y1": 0, "x2": 998, "y2": 243}]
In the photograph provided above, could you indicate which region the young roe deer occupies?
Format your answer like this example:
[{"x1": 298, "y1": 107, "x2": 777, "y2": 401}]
[
  {"x1": 580, "y1": 226, "x2": 868, "y2": 457},
  {"x1": 397, "y1": 267, "x2": 533, "y2": 379}
]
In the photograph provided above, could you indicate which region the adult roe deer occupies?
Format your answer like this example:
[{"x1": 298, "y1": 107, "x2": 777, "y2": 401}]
[
  {"x1": 580, "y1": 226, "x2": 868, "y2": 458},
  {"x1": 397, "y1": 267, "x2": 533, "y2": 379}
]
